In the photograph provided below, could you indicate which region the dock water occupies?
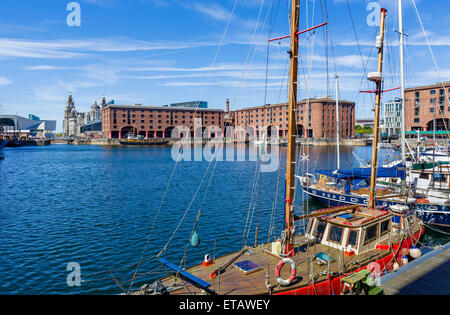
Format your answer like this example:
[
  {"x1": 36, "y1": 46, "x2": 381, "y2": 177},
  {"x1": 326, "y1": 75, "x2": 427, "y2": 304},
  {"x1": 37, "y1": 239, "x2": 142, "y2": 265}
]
[{"x1": 379, "y1": 243, "x2": 450, "y2": 295}]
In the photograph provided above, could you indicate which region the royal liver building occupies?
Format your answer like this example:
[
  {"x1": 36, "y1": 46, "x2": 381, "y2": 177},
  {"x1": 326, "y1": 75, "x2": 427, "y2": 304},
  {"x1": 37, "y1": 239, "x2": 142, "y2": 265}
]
[{"x1": 63, "y1": 94, "x2": 107, "y2": 137}]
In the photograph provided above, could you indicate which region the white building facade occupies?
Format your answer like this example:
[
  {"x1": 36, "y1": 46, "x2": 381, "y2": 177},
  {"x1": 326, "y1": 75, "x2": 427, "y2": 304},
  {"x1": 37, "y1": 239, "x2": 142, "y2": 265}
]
[
  {"x1": 382, "y1": 99, "x2": 402, "y2": 136},
  {"x1": 63, "y1": 94, "x2": 107, "y2": 137}
]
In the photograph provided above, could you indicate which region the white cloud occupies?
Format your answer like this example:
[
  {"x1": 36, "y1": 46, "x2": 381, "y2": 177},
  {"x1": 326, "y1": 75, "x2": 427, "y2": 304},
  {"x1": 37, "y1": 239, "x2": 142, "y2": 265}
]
[
  {"x1": 0, "y1": 77, "x2": 11, "y2": 86},
  {"x1": 25, "y1": 65, "x2": 62, "y2": 71}
]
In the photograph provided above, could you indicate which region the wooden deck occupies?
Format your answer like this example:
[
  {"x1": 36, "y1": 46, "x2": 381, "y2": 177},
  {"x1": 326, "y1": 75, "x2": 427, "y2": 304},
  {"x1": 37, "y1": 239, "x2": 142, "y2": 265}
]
[
  {"x1": 131, "y1": 206, "x2": 423, "y2": 296},
  {"x1": 135, "y1": 233, "x2": 405, "y2": 295},
  {"x1": 312, "y1": 180, "x2": 398, "y2": 198},
  {"x1": 379, "y1": 243, "x2": 450, "y2": 295}
]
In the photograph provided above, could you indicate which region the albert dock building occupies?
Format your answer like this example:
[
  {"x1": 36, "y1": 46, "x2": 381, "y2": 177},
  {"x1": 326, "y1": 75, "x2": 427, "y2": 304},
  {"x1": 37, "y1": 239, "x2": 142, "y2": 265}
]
[
  {"x1": 101, "y1": 102, "x2": 224, "y2": 139},
  {"x1": 101, "y1": 98, "x2": 355, "y2": 140},
  {"x1": 405, "y1": 82, "x2": 450, "y2": 133},
  {"x1": 233, "y1": 98, "x2": 355, "y2": 139}
]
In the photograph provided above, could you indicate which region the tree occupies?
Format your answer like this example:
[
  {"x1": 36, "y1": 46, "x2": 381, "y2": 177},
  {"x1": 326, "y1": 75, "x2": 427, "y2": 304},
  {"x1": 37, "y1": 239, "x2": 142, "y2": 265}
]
[{"x1": 355, "y1": 125, "x2": 373, "y2": 134}]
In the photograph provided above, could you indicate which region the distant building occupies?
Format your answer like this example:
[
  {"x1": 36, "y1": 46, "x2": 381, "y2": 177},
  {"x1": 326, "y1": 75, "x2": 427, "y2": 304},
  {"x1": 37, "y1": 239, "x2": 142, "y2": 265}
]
[
  {"x1": 63, "y1": 94, "x2": 107, "y2": 137},
  {"x1": 0, "y1": 115, "x2": 56, "y2": 139},
  {"x1": 169, "y1": 101, "x2": 208, "y2": 109},
  {"x1": 233, "y1": 98, "x2": 355, "y2": 139},
  {"x1": 28, "y1": 114, "x2": 40, "y2": 121},
  {"x1": 102, "y1": 104, "x2": 223, "y2": 139},
  {"x1": 382, "y1": 99, "x2": 402, "y2": 136},
  {"x1": 356, "y1": 119, "x2": 374, "y2": 128},
  {"x1": 405, "y1": 82, "x2": 450, "y2": 133},
  {"x1": 101, "y1": 98, "x2": 355, "y2": 140}
]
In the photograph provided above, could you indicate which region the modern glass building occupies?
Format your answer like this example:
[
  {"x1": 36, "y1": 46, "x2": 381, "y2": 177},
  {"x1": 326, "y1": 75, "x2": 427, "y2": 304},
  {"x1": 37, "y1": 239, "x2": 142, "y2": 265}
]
[
  {"x1": 168, "y1": 101, "x2": 208, "y2": 109},
  {"x1": 382, "y1": 99, "x2": 402, "y2": 136}
]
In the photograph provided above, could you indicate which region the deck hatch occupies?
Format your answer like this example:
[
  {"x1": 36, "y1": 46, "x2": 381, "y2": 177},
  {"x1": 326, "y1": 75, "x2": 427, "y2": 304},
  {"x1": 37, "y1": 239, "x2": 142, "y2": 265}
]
[
  {"x1": 234, "y1": 260, "x2": 263, "y2": 275},
  {"x1": 334, "y1": 213, "x2": 362, "y2": 222},
  {"x1": 314, "y1": 252, "x2": 334, "y2": 265}
]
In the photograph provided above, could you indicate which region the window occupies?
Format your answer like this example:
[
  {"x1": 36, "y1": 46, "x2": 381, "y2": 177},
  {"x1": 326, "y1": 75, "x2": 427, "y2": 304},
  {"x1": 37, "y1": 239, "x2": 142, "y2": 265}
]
[
  {"x1": 431, "y1": 90, "x2": 436, "y2": 95},
  {"x1": 380, "y1": 220, "x2": 390, "y2": 235},
  {"x1": 347, "y1": 230, "x2": 359, "y2": 247},
  {"x1": 364, "y1": 225, "x2": 378, "y2": 244},
  {"x1": 328, "y1": 226, "x2": 343, "y2": 244},
  {"x1": 414, "y1": 118, "x2": 420, "y2": 123},
  {"x1": 313, "y1": 220, "x2": 326, "y2": 241},
  {"x1": 307, "y1": 220, "x2": 314, "y2": 235}
]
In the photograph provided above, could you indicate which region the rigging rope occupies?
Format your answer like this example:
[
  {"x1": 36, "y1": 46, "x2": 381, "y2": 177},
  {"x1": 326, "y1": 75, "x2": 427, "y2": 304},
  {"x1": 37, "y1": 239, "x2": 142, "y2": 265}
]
[
  {"x1": 128, "y1": 0, "x2": 241, "y2": 292},
  {"x1": 411, "y1": 0, "x2": 450, "y2": 138}
]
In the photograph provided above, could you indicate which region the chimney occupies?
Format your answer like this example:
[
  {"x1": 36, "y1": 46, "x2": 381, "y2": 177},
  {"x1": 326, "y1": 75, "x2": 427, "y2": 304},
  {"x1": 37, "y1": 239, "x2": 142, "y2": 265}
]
[{"x1": 226, "y1": 99, "x2": 230, "y2": 113}]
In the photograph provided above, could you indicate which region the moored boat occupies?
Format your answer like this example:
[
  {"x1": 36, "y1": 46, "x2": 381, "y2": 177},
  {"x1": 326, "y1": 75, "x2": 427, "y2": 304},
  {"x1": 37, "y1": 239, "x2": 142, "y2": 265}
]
[
  {"x1": 120, "y1": 134, "x2": 169, "y2": 146},
  {"x1": 127, "y1": 4, "x2": 425, "y2": 296},
  {"x1": 0, "y1": 139, "x2": 7, "y2": 150},
  {"x1": 132, "y1": 204, "x2": 423, "y2": 295}
]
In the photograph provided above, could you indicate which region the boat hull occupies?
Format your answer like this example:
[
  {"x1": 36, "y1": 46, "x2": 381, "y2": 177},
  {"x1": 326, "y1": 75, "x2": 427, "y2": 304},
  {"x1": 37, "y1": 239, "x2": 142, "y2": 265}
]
[
  {"x1": 6, "y1": 140, "x2": 22, "y2": 147},
  {"x1": 276, "y1": 227, "x2": 424, "y2": 295},
  {"x1": 302, "y1": 185, "x2": 450, "y2": 227},
  {"x1": 0, "y1": 140, "x2": 7, "y2": 150}
]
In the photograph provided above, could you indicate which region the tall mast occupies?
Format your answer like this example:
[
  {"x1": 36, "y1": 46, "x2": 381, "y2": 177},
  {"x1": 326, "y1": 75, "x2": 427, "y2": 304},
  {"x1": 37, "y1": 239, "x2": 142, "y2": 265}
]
[
  {"x1": 335, "y1": 74, "x2": 341, "y2": 170},
  {"x1": 369, "y1": 8, "x2": 387, "y2": 209},
  {"x1": 398, "y1": 0, "x2": 406, "y2": 170},
  {"x1": 283, "y1": 0, "x2": 299, "y2": 256},
  {"x1": 432, "y1": 102, "x2": 436, "y2": 188}
]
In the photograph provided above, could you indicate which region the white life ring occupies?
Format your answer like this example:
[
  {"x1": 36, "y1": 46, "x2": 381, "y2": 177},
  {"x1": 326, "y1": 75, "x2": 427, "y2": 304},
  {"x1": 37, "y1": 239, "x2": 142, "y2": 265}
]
[{"x1": 275, "y1": 258, "x2": 296, "y2": 287}]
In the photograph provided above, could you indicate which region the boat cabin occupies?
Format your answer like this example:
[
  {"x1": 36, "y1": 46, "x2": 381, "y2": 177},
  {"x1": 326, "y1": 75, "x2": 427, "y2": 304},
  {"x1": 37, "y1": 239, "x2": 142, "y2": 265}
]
[{"x1": 304, "y1": 206, "x2": 393, "y2": 256}]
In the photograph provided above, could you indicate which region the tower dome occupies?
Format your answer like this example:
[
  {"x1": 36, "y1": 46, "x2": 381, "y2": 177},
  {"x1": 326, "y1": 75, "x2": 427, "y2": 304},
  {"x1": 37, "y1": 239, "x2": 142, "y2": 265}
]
[
  {"x1": 101, "y1": 96, "x2": 107, "y2": 108},
  {"x1": 91, "y1": 101, "x2": 100, "y2": 110},
  {"x1": 66, "y1": 93, "x2": 75, "y2": 109}
]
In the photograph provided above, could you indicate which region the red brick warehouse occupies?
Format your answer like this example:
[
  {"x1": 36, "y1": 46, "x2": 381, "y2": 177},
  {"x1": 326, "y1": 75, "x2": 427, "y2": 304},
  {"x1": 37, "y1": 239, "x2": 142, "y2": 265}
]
[
  {"x1": 232, "y1": 98, "x2": 355, "y2": 139},
  {"x1": 102, "y1": 98, "x2": 355, "y2": 140},
  {"x1": 102, "y1": 104, "x2": 225, "y2": 139}
]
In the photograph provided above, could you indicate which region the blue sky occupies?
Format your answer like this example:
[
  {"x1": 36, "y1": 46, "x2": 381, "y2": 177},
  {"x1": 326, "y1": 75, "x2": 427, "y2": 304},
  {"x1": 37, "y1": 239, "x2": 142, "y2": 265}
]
[{"x1": 0, "y1": 0, "x2": 448, "y2": 132}]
